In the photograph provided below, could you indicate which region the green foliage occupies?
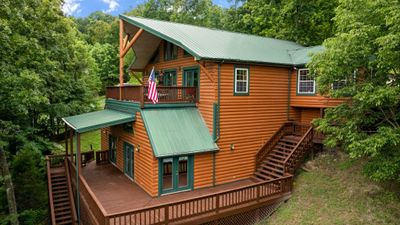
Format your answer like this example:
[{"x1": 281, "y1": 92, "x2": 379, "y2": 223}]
[
  {"x1": 11, "y1": 145, "x2": 47, "y2": 214},
  {"x1": 310, "y1": 0, "x2": 400, "y2": 182},
  {"x1": 128, "y1": 0, "x2": 226, "y2": 29},
  {"x1": 223, "y1": 0, "x2": 337, "y2": 46},
  {"x1": 90, "y1": 43, "x2": 119, "y2": 92}
]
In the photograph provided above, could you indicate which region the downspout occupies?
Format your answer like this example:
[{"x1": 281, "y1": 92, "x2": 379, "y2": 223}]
[
  {"x1": 212, "y1": 62, "x2": 222, "y2": 187},
  {"x1": 287, "y1": 68, "x2": 293, "y2": 121}
]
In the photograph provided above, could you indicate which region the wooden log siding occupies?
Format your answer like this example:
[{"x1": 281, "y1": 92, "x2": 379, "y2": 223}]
[
  {"x1": 103, "y1": 112, "x2": 158, "y2": 196},
  {"x1": 300, "y1": 108, "x2": 321, "y2": 124},
  {"x1": 216, "y1": 64, "x2": 290, "y2": 185},
  {"x1": 290, "y1": 69, "x2": 343, "y2": 108}
]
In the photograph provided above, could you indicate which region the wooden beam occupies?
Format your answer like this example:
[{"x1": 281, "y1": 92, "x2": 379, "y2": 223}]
[
  {"x1": 121, "y1": 28, "x2": 144, "y2": 58},
  {"x1": 122, "y1": 34, "x2": 129, "y2": 50},
  {"x1": 119, "y1": 19, "x2": 124, "y2": 100},
  {"x1": 70, "y1": 129, "x2": 73, "y2": 163},
  {"x1": 196, "y1": 60, "x2": 215, "y2": 83},
  {"x1": 130, "y1": 71, "x2": 143, "y2": 85}
]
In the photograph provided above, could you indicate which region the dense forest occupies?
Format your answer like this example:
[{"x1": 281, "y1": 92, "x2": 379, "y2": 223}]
[{"x1": 0, "y1": 0, "x2": 399, "y2": 224}]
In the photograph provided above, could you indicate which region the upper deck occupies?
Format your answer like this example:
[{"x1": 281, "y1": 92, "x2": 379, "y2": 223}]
[{"x1": 106, "y1": 85, "x2": 198, "y2": 107}]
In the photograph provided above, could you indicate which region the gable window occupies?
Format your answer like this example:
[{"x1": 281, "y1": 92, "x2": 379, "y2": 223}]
[
  {"x1": 234, "y1": 67, "x2": 249, "y2": 95},
  {"x1": 297, "y1": 69, "x2": 315, "y2": 94},
  {"x1": 164, "y1": 41, "x2": 177, "y2": 61}
]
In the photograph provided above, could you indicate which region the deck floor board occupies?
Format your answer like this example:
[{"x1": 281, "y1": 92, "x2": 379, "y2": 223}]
[{"x1": 82, "y1": 161, "x2": 257, "y2": 214}]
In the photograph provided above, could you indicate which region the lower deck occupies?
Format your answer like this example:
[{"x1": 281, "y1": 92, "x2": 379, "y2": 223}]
[{"x1": 82, "y1": 161, "x2": 258, "y2": 214}]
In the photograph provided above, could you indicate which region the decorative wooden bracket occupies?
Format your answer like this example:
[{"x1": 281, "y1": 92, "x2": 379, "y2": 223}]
[
  {"x1": 195, "y1": 59, "x2": 215, "y2": 83},
  {"x1": 130, "y1": 71, "x2": 143, "y2": 85},
  {"x1": 121, "y1": 28, "x2": 144, "y2": 58}
]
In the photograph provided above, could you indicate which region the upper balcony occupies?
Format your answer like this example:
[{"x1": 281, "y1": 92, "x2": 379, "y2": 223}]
[{"x1": 106, "y1": 85, "x2": 198, "y2": 107}]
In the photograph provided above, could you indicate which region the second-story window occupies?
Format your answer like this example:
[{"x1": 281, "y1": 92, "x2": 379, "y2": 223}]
[
  {"x1": 297, "y1": 69, "x2": 315, "y2": 94},
  {"x1": 234, "y1": 67, "x2": 249, "y2": 95},
  {"x1": 164, "y1": 41, "x2": 177, "y2": 61}
]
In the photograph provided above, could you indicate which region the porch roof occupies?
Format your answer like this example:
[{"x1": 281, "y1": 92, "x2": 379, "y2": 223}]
[
  {"x1": 141, "y1": 107, "x2": 218, "y2": 157},
  {"x1": 62, "y1": 109, "x2": 135, "y2": 133}
]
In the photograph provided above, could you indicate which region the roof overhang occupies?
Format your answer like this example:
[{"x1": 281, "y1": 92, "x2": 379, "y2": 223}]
[
  {"x1": 141, "y1": 107, "x2": 218, "y2": 157},
  {"x1": 62, "y1": 109, "x2": 136, "y2": 133}
]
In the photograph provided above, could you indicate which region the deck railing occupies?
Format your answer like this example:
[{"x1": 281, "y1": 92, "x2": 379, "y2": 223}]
[
  {"x1": 96, "y1": 150, "x2": 109, "y2": 164},
  {"x1": 64, "y1": 156, "x2": 292, "y2": 225},
  {"x1": 283, "y1": 126, "x2": 314, "y2": 174},
  {"x1": 105, "y1": 175, "x2": 293, "y2": 225},
  {"x1": 106, "y1": 86, "x2": 198, "y2": 106},
  {"x1": 45, "y1": 156, "x2": 57, "y2": 225},
  {"x1": 68, "y1": 158, "x2": 108, "y2": 225}
]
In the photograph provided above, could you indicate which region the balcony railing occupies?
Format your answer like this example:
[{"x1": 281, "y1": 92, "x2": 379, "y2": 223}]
[{"x1": 106, "y1": 86, "x2": 198, "y2": 107}]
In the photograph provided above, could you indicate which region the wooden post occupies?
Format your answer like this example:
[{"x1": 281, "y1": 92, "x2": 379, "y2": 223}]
[
  {"x1": 65, "y1": 124, "x2": 68, "y2": 156},
  {"x1": 76, "y1": 132, "x2": 81, "y2": 224},
  {"x1": 70, "y1": 129, "x2": 74, "y2": 163},
  {"x1": 139, "y1": 85, "x2": 144, "y2": 108},
  {"x1": 119, "y1": 19, "x2": 124, "y2": 100}
]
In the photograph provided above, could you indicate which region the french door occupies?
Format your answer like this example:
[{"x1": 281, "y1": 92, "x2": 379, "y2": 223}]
[
  {"x1": 159, "y1": 155, "x2": 193, "y2": 194},
  {"x1": 123, "y1": 142, "x2": 134, "y2": 179},
  {"x1": 108, "y1": 135, "x2": 117, "y2": 164}
]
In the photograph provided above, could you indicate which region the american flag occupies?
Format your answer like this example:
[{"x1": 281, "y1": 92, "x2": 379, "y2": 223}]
[{"x1": 148, "y1": 67, "x2": 158, "y2": 104}]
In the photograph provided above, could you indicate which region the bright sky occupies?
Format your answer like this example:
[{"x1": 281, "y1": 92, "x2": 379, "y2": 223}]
[{"x1": 62, "y1": 0, "x2": 233, "y2": 17}]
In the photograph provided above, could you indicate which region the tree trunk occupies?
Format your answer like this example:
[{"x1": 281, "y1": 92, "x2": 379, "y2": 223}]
[{"x1": 0, "y1": 147, "x2": 19, "y2": 225}]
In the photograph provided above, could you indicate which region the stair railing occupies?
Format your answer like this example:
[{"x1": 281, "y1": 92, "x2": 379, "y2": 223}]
[
  {"x1": 255, "y1": 122, "x2": 295, "y2": 170},
  {"x1": 64, "y1": 158, "x2": 78, "y2": 225},
  {"x1": 45, "y1": 156, "x2": 57, "y2": 225},
  {"x1": 283, "y1": 125, "x2": 314, "y2": 174}
]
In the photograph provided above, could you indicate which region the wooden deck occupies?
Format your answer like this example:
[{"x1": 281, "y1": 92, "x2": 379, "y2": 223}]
[{"x1": 82, "y1": 161, "x2": 257, "y2": 214}]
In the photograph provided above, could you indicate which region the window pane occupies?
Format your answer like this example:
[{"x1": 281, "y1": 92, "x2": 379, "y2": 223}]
[
  {"x1": 235, "y1": 68, "x2": 248, "y2": 93},
  {"x1": 162, "y1": 158, "x2": 173, "y2": 190},
  {"x1": 178, "y1": 156, "x2": 188, "y2": 188}
]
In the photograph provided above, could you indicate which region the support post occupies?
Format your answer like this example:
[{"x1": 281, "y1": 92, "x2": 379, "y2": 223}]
[
  {"x1": 65, "y1": 124, "x2": 68, "y2": 156},
  {"x1": 119, "y1": 19, "x2": 124, "y2": 100},
  {"x1": 75, "y1": 133, "x2": 81, "y2": 224},
  {"x1": 70, "y1": 129, "x2": 74, "y2": 163}
]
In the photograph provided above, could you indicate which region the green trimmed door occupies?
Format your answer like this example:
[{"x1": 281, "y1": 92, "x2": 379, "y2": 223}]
[
  {"x1": 109, "y1": 135, "x2": 117, "y2": 164},
  {"x1": 159, "y1": 155, "x2": 193, "y2": 194},
  {"x1": 183, "y1": 68, "x2": 199, "y2": 87},
  {"x1": 183, "y1": 68, "x2": 199, "y2": 100},
  {"x1": 123, "y1": 142, "x2": 134, "y2": 179}
]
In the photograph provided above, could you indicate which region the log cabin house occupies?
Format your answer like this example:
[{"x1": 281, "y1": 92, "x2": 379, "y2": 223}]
[{"x1": 46, "y1": 15, "x2": 342, "y2": 225}]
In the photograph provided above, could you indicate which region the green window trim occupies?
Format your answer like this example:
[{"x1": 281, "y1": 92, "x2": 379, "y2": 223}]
[
  {"x1": 296, "y1": 68, "x2": 316, "y2": 96},
  {"x1": 158, "y1": 155, "x2": 194, "y2": 195},
  {"x1": 162, "y1": 69, "x2": 177, "y2": 86},
  {"x1": 163, "y1": 41, "x2": 178, "y2": 61},
  {"x1": 109, "y1": 135, "x2": 117, "y2": 164},
  {"x1": 123, "y1": 142, "x2": 134, "y2": 179},
  {"x1": 182, "y1": 66, "x2": 200, "y2": 101},
  {"x1": 233, "y1": 65, "x2": 250, "y2": 96}
]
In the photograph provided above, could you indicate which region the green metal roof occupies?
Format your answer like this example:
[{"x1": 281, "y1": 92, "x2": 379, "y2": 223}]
[
  {"x1": 141, "y1": 107, "x2": 218, "y2": 157},
  {"x1": 289, "y1": 46, "x2": 324, "y2": 66},
  {"x1": 62, "y1": 109, "x2": 135, "y2": 133},
  {"x1": 120, "y1": 15, "x2": 322, "y2": 66}
]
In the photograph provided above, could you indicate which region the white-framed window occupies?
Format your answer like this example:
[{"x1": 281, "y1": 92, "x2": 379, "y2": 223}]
[
  {"x1": 297, "y1": 69, "x2": 315, "y2": 94},
  {"x1": 234, "y1": 67, "x2": 249, "y2": 95}
]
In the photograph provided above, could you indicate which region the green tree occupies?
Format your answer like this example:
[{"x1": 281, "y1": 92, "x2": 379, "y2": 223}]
[
  {"x1": 226, "y1": 0, "x2": 337, "y2": 46},
  {"x1": 309, "y1": 0, "x2": 400, "y2": 182},
  {"x1": 90, "y1": 43, "x2": 120, "y2": 91}
]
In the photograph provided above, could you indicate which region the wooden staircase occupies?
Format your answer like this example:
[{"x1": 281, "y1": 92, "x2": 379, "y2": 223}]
[
  {"x1": 46, "y1": 156, "x2": 77, "y2": 225},
  {"x1": 254, "y1": 122, "x2": 314, "y2": 182}
]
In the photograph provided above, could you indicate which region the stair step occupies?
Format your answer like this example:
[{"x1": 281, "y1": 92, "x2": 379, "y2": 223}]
[
  {"x1": 254, "y1": 172, "x2": 275, "y2": 181},
  {"x1": 53, "y1": 189, "x2": 68, "y2": 195},
  {"x1": 54, "y1": 201, "x2": 70, "y2": 208},
  {"x1": 280, "y1": 138, "x2": 299, "y2": 144},
  {"x1": 264, "y1": 161, "x2": 284, "y2": 169},
  {"x1": 275, "y1": 145, "x2": 294, "y2": 152},
  {"x1": 54, "y1": 193, "x2": 69, "y2": 198},
  {"x1": 272, "y1": 149, "x2": 290, "y2": 156},
  {"x1": 265, "y1": 157, "x2": 285, "y2": 164},
  {"x1": 251, "y1": 176, "x2": 265, "y2": 182},
  {"x1": 261, "y1": 164, "x2": 284, "y2": 174},
  {"x1": 258, "y1": 169, "x2": 282, "y2": 179},
  {"x1": 55, "y1": 206, "x2": 71, "y2": 212},
  {"x1": 269, "y1": 153, "x2": 287, "y2": 160},
  {"x1": 52, "y1": 185, "x2": 67, "y2": 190},
  {"x1": 55, "y1": 210, "x2": 71, "y2": 217},
  {"x1": 56, "y1": 215, "x2": 72, "y2": 222},
  {"x1": 57, "y1": 219, "x2": 72, "y2": 225}
]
